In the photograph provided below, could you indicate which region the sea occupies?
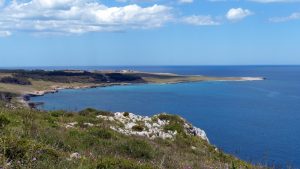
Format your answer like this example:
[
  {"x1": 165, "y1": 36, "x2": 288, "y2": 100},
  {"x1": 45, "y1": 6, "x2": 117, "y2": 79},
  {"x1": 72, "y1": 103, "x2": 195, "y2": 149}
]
[{"x1": 28, "y1": 66, "x2": 300, "y2": 168}]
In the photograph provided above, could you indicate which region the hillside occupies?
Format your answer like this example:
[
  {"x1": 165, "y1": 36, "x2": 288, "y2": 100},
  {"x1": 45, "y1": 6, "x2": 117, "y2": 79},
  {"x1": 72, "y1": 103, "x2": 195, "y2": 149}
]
[{"x1": 0, "y1": 101, "x2": 266, "y2": 169}]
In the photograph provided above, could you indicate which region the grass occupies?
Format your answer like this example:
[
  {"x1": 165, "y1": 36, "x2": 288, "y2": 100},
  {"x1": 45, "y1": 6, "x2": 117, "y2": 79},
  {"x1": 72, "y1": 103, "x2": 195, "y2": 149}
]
[{"x1": 0, "y1": 104, "x2": 267, "y2": 169}]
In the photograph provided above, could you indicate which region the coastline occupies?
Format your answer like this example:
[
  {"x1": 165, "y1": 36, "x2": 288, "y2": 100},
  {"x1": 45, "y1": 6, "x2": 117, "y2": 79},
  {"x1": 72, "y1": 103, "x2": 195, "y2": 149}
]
[
  {"x1": 22, "y1": 76, "x2": 265, "y2": 108},
  {"x1": 0, "y1": 69, "x2": 265, "y2": 108},
  {"x1": 20, "y1": 82, "x2": 132, "y2": 108}
]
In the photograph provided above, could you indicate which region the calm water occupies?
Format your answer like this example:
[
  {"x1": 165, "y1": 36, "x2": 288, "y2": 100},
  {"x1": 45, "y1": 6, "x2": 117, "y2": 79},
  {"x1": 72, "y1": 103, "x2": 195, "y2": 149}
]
[{"x1": 31, "y1": 66, "x2": 300, "y2": 168}]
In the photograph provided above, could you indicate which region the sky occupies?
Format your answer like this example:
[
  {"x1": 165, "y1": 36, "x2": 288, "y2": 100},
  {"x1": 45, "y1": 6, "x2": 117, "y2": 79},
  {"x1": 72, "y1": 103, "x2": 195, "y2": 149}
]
[{"x1": 0, "y1": 0, "x2": 300, "y2": 66}]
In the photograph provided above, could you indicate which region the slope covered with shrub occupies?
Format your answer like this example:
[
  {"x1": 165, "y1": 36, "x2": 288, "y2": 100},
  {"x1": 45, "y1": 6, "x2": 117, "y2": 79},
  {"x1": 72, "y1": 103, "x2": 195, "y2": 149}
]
[{"x1": 0, "y1": 104, "x2": 266, "y2": 169}]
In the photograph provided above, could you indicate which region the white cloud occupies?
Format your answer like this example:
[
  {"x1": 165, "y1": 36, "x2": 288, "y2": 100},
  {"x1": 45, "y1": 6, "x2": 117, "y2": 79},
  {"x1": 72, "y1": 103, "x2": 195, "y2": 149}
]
[
  {"x1": 0, "y1": 0, "x2": 172, "y2": 35},
  {"x1": 269, "y1": 12, "x2": 300, "y2": 22},
  {"x1": 0, "y1": 31, "x2": 11, "y2": 37},
  {"x1": 249, "y1": 0, "x2": 300, "y2": 3},
  {"x1": 182, "y1": 15, "x2": 220, "y2": 25},
  {"x1": 226, "y1": 8, "x2": 253, "y2": 21},
  {"x1": 178, "y1": 0, "x2": 194, "y2": 3}
]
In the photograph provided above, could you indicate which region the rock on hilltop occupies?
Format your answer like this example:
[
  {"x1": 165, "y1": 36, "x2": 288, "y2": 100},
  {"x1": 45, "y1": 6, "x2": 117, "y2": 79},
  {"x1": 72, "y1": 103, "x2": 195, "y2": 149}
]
[{"x1": 96, "y1": 112, "x2": 209, "y2": 142}]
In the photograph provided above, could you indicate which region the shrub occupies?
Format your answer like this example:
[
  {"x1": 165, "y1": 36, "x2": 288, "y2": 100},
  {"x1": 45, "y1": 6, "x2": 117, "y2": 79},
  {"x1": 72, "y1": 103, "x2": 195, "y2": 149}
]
[
  {"x1": 79, "y1": 108, "x2": 113, "y2": 117},
  {"x1": 0, "y1": 114, "x2": 10, "y2": 128},
  {"x1": 89, "y1": 128, "x2": 114, "y2": 139},
  {"x1": 50, "y1": 110, "x2": 66, "y2": 117},
  {"x1": 158, "y1": 114, "x2": 185, "y2": 134},
  {"x1": 105, "y1": 73, "x2": 142, "y2": 82},
  {"x1": 1, "y1": 137, "x2": 60, "y2": 161},
  {"x1": 44, "y1": 116, "x2": 58, "y2": 128},
  {"x1": 164, "y1": 122, "x2": 184, "y2": 134},
  {"x1": 3, "y1": 139, "x2": 28, "y2": 159},
  {"x1": 0, "y1": 76, "x2": 31, "y2": 85},
  {"x1": 79, "y1": 108, "x2": 97, "y2": 116},
  {"x1": 123, "y1": 112, "x2": 130, "y2": 117},
  {"x1": 119, "y1": 139, "x2": 154, "y2": 159},
  {"x1": 132, "y1": 125, "x2": 144, "y2": 132},
  {"x1": 0, "y1": 92, "x2": 18, "y2": 102},
  {"x1": 157, "y1": 114, "x2": 184, "y2": 124},
  {"x1": 96, "y1": 157, "x2": 154, "y2": 169},
  {"x1": 96, "y1": 110, "x2": 114, "y2": 117}
]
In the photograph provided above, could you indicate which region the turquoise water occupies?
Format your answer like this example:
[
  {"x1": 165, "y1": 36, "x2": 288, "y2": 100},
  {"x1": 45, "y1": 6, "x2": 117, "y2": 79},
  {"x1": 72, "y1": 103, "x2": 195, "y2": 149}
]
[{"x1": 31, "y1": 66, "x2": 300, "y2": 168}]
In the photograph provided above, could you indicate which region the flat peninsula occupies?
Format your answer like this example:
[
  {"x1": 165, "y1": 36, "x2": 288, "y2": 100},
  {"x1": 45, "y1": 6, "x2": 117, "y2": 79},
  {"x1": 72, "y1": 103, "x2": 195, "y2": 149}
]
[{"x1": 0, "y1": 69, "x2": 264, "y2": 104}]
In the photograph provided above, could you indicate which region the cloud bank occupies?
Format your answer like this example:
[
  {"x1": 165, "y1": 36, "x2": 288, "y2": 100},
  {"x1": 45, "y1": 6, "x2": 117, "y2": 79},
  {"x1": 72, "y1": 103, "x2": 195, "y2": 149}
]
[
  {"x1": 0, "y1": 0, "x2": 172, "y2": 35},
  {"x1": 182, "y1": 15, "x2": 220, "y2": 25},
  {"x1": 269, "y1": 12, "x2": 300, "y2": 22},
  {"x1": 178, "y1": 0, "x2": 194, "y2": 3}
]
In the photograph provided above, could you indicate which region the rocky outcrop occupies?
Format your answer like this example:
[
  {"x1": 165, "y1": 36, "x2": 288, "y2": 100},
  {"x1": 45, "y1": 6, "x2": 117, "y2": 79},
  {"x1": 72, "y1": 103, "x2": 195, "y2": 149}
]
[{"x1": 97, "y1": 112, "x2": 209, "y2": 142}]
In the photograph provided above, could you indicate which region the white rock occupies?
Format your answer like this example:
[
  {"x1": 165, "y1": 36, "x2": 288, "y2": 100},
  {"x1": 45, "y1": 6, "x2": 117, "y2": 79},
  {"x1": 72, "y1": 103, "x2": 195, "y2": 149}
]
[
  {"x1": 69, "y1": 122, "x2": 78, "y2": 126},
  {"x1": 84, "y1": 123, "x2": 94, "y2": 127},
  {"x1": 125, "y1": 122, "x2": 136, "y2": 129},
  {"x1": 65, "y1": 122, "x2": 78, "y2": 128},
  {"x1": 70, "y1": 152, "x2": 81, "y2": 159},
  {"x1": 100, "y1": 112, "x2": 208, "y2": 141}
]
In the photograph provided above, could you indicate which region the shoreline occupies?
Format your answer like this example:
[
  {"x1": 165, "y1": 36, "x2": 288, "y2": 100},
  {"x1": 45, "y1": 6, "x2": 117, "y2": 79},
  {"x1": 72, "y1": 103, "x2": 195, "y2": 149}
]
[
  {"x1": 22, "y1": 76, "x2": 265, "y2": 108},
  {"x1": 20, "y1": 82, "x2": 132, "y2": 108}
]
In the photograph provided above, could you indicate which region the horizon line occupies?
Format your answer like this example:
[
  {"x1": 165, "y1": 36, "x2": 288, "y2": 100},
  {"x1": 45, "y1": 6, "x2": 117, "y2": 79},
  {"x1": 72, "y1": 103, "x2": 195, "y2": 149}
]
[{"x1": 1, "y1": 64, "x2": 300, "y2": 68}]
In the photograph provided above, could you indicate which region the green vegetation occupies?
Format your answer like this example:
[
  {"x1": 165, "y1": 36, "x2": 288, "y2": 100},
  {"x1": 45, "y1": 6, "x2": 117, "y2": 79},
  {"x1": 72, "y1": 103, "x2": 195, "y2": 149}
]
[
  {"x1": 123, "y1": 112, "x2": 130, "y2": 117},
  {"x1": 0, "y1": 70, "x2": 143, "y2": 84},
  {"x1": 78, "y1": 108, "x2": 114, "y2": 117},
  {"x1": 158, "y1": 114, "x2": 186, "y2": 134},
  {"x1": 96, "y1": 157, "x2": 154, "y2": 169},
  {"x1": 132, "y1": 125, "x2": 144, "y2": 132},
  {"x1": 0, "y1": 92, "x2": 18, "y2": 102},
  {"x1": 0, "y1": 104, "x2": 266, "y2": 169},
  {"x1": 0, "y1": 76, "x2": 32, "y2": 85}
]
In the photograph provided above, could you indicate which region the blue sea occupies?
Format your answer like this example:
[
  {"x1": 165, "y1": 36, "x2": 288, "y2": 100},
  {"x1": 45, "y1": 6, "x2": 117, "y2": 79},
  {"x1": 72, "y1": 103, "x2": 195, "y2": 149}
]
[{"x1": 30, "y1": 66, "x2": 300, "y2": 168}]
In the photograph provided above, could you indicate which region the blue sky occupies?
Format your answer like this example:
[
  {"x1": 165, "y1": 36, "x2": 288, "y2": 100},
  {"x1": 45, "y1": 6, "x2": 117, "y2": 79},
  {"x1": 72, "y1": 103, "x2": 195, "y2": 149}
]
[{"x1": 0, "y1": 0, "x2": 300, "y2": 66}]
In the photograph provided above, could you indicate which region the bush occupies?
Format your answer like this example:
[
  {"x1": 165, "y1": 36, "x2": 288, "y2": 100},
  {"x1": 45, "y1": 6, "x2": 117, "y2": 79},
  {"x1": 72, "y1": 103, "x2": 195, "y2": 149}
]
[
  {"x1": 12, "y1": 70, "x2": 143, "y2": 84},
  {"x1": 0, "y1": 76, "x2": 31, "y2": 85},
  {"x1": 164, "y1": 122, "x2": 184, "y2": 134},
  {"x1": 96, "y1": 110, "x2": 114, "y2": 117},
  {"x1": 123, "y1": 112, "x2": 130, "y2": 117},
  {"x1": 89, "y1": 128, "x2": 114, "y2": 139},
  {"x1": 0, "y1": 92, "x2": 18, "y2": 102},
  {"x1": 105, "y1": 73, "x2": 142, "y2": 82},
  {"x1": 0, "y1": 114, "x2": 10, "y2": 128},
  {"x1": 79, "y1": 108, "x2": 98, "y2": 116},
  {"x1": 132, "y1": 125, "x2": 144, "y2": 132},
  {"x1": 96, "y1": 157, "x2": 154, "y2": 169},
  {"x1": 1, "y1": 137, "x2": 60, "y2": 161},
  {"x1": 50, "y1": 110, "x2": 66, "y2": 117},
  {"x1": 79, "y1": 108, "x2": 113, "y2": 117},
  {"x1": 158, "y1": 114, "x2": 185, "y2": 134},
  {"x1": 119, "y1": 139, "x2": 155, "y2": 159},
  {"x1": 157, "y1": 114, "x2": 184, "y2": 124}
]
